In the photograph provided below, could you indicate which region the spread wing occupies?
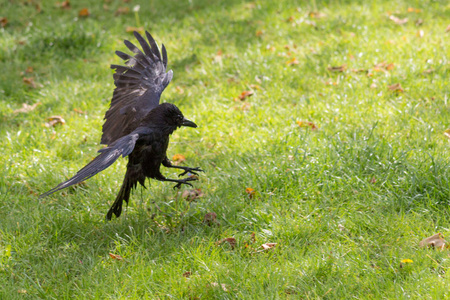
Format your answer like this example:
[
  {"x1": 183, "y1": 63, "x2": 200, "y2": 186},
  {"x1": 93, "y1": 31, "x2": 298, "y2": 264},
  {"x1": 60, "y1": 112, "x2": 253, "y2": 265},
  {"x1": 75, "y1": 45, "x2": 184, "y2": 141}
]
[
  {"x1": 101, "y1": 31, "x2": 173, "y2": 145},
  {"x1": 40, "y1": 127, "x2": 152, "y2": 198}
]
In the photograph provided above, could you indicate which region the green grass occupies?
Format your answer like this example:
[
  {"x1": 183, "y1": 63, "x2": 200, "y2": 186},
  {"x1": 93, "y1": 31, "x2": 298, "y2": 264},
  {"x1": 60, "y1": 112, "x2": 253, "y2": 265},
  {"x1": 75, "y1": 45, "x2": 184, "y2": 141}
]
[{"x1": 1, "y1": 0, "x2": 450, "y2": 298}]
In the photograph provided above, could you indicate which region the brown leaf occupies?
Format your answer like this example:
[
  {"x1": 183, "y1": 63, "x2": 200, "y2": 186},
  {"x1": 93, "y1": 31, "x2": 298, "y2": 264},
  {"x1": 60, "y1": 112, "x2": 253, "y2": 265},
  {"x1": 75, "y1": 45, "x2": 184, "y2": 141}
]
[
  {"x1": 446, "y1": 25, "x2": 450, "y2": 33},
  {"x1": 389, "y1": 15, "x2": 408, "y2": 25},
  {"x1": 45, "y1": 116, "x2": 65, "y2": 127},
  {"x1": 238, "y1": 90, "x2": 254, "y2": 101},
  {"x1": 328, "y1": 65, "x2": 347, "y2": 72},
  {"x1": 444, "y1": 129, "x2": 450, "y2": 139},
  {"x1": 126, "y1": 26, "x2": 144, "y2": 33},
  {"x1": 217, "y1": 237, "x2": 236, "y2": 249},
  {"x1": 14, "y1": 102, "x2": 40, "y2": 113},
  {"x1": 296, "y1": 120, "x2": 318, "y2": 130},
  {"x1": 388, "y1": 83, "x2": 404, "y2": 92},
  {"x1": 109, "y1": 253, "x2": 124, "y2": 260},
  {"x1": 78, "y1": 8, "x2": 90, "y2": 17},
  {"x1": 261, "y1": 243, "x2": 277, "y2": 250},
  {"x1": 181, "y1": 189, "x2": 204, "y2": 201},
  {"x1": 419, "y1": 233, "x2": 448, "y2": 250},
  {"x1": 22, "y1": 77, "x2": 40, "y2": 88},
  {"x1": 175, "y1": 86, "x2": 184, "y2": 94},
  {"x1": 182, "y1": 271, "x2": 192, "y2": 278},
  {"x1": 73, "y1": 108, "x2": 86, "y2": 114},
  {"x1": 286, "y1": 57, "x2": 299, "y2": 66},
  {"x1": 370, "y1": 177, "x2": 377, "y2": 184},
  {"x1": 172, "y1": 154, "x2": 186, "y2": 163},
  {"x1": 203, "y1": 212, "x2": 218, "y2": 226},
  {"x1": 255, "y1": 30, "x2": 263, "y2": 37},
  {"x1": 245, "y1": 187, "x2": 256, "y2": 198},
  {"x1": 115, "y1": 7, "x2": 130, "y2": 15},
  {"x1": 309, "y1": 11, "x2": 326, "y2": 19},
  {"x1": 0, "y1": 17, "x2": 8, "y2": 28},
  {"x1": 25, "y1": 66, "x2": 34, "y2": 73},
  {"x1": 56, "y1": 0, "x2": 71, "y2": 9}
]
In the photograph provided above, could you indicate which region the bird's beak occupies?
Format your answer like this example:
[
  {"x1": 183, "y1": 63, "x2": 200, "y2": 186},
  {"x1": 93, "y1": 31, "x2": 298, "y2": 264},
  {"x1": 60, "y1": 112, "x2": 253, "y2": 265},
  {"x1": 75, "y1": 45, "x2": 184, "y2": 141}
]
[{"x1": 181, "y1": 118, "x2": 197, "y2": 128}]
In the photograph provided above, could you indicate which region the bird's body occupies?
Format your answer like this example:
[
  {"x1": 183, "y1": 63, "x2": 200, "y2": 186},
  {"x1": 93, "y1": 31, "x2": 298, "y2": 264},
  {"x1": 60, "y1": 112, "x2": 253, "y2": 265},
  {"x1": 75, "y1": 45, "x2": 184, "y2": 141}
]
[{"x1": 40, "y1": 31, "x2": 202, "y2": 220}]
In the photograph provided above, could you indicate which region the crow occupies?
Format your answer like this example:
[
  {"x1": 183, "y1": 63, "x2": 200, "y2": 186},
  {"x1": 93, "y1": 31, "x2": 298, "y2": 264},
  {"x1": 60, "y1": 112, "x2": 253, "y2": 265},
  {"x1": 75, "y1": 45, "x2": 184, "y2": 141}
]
[{"x1": 40, "y1": 31, "x2": 203, "y2": 220}]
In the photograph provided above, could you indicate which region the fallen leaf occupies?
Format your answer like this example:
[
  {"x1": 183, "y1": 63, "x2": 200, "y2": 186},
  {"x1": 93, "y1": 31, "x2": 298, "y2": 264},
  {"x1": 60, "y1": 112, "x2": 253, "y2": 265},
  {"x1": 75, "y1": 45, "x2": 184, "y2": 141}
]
[
  {"x1": 370, "y1": 177, "x2": 376, "y2": 184},
  {"x1": 415, "y1": 19, "x2": 424, "y2": 26},
  {"x1": 286, "y1": 57, "x2": 299, "y2": 66},
  {"x1": 109, "y1": 253, "x2": 123, "y2": 260},
  {"x1": 17, "y1": 290, "x2": 27, "y2": 294},
  {"x1": 444, "y1": 129, "x2": 450, "y2": 139},
  {"x1": 175, "y1": 86, "x2": 184, "y2": 94},
  {"x1": 261, "y1": 243, "x2": 277, "y2": 250},
  {"x1": 56, "y1": 0, "x2": 70, "y2": 9},
  {"x1": 78, "y1": 8, "x2": 90, "y2": 17},
  {"x1": 126, "y1": 26, "x2": 144, "y2": 33},
  {"x1": 0, "y1": 17, "x2": 8, "y2": 28},
  {"x1": 373, "y1": 62, "x2": 394, "y2": 72},
  {"x1": 309, "y1": 11, "x2": 326, "y2": 18},
  {"x1": 25, "y1": 66, "x2": 34, "y2": 73},
  {"x1": 14, "y1": 102, "x2": 40, "y2": 113},
  {"x1": 389, "y1": 15, "x2": 408, "y2": 25},
  {"x1": 419, "y1": 233, "x2": 448, "y2": 249},
  {"x1": 388, "y1": 83, "x2": 404, "y2": 92},
  {"x1": 217, "y1": 237, "x2": 236, "y2": 249},
  {"x1": 446, "y1": 25, "x2": 450, "y2": 33},
  {"x1": 22, "y1": 77, "x2": 39, "y2": 88},
  {"x1": 203, "y1": 212, "x2": 218, "y2": 226},
  {"x1": 181, "y1": 189, "x2": 204, "y2": 201},
  {"x1": 351, "y1": 68, "x2": 367, "y2": 73},
  {"x1": 210, "y1": 282, "x2": 228, "y2": 292},
  {"x1": 115, "y1": 7, "x2": 130, "y2": 15},
  {"x1": 296, "y1": 120, "x2": 318, "y2": 130},
  {"x1": 256, "y1": 30, "x2": 263, "y2": 37},
  {"x1": 237, "y1": 90, "x2": 254, "y2": 101},
  {"x1": 245, "y1": 187, "x2": 256, "y2": 198},
  {"x1": 172, "y1": 154, "x2": 186, "y2": 163},
  {"x1": 45, "y1": 116, "x2": 65, "y2": 127},
  {"x1": 182, "y1": 271, "x2": 192, "y2": 278},
  {"x1": 286, "y1": 16, "x2": 295, "y2": 23},
  {"x1": 328, "y1": 65, "x2": 346, "y2": 72},
  {"x1": 73, "y1": 108, "x2": 86, "y2": 114}
]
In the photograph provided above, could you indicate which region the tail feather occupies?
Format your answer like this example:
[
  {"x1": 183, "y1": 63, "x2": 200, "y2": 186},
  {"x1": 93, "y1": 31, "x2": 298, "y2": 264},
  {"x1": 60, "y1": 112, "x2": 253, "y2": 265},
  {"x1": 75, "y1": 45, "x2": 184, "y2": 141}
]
[{"x1": 106, "y1": 176, "x2": 132, "y2": 220}]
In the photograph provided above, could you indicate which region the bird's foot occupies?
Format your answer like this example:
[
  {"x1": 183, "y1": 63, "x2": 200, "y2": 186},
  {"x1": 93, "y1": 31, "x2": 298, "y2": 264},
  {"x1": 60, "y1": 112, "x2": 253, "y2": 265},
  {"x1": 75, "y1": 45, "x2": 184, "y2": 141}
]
[
  {"x1": 178, "y1": 167, "x2": 204, "y2": 177},
  {"x1": 172, "y1": 177, "x2": 198, "y2": 189}
]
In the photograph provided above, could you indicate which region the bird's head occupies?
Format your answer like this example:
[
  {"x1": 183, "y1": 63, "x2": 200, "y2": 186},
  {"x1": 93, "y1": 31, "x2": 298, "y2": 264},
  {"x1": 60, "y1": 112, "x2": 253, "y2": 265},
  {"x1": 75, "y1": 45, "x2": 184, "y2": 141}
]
[{"x1": 143, "y1": 103, "x2": 197, "y2": 129}]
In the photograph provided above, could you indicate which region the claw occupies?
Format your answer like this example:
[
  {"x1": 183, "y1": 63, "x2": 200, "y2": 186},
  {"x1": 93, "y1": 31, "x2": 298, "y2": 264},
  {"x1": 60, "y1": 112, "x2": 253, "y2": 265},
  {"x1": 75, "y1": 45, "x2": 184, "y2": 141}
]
[
  {"x1": 178, "y1": 167, "x2": 204, "y2": 177},
  {"x1": 172, "y1": 177, "x2": 196, "y2": 189}
]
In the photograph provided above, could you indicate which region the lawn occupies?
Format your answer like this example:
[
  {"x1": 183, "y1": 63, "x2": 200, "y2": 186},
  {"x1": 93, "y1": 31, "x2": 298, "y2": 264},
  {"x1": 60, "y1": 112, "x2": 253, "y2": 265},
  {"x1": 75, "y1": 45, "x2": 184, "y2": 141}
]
[{"x1": 1, "y1": 0, "x2": 450, "y2": 298}]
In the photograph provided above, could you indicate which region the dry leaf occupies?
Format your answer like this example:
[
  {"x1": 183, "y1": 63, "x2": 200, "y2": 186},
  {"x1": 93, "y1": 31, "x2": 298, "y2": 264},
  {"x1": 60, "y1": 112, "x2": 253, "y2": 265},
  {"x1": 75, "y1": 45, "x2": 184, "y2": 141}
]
[
  {"x1": 370, "y1": 177, "x2": 377, "y2": 184},
  {"x1": 109, "y1": 253, "x2": 123, "y2": 260},
  {"x1": 17, "y1": 290, "x2": 27, "y2": 294},
  {"x1": 286, "y1": 57, "x2": 299, "y2": 66},
  {"x1": 25, "y1": 66, "x2": 34, "y2": 73},
  {"x1": 203, "y1": 212, "x2": 218, "y2": 226},
  {"x1": 296, "y1": 120, "x2": 318, "y2": 130},
  {"x1": 182, "y1": 271, "x2": 192, "y2": 278},
  {"x1": 419, "y1": 233, "x2": 448, "y2": 250},
  {"x1": 172, "y1": 154, "x2": 186, "y2": 163},
  {"x1": 389, "y1": 15, "x2": 408, "y2": 25},
  {"x1": 126, "y1": 26, "x2": 144, "y2": 33},
  {"x1": 237, "y1": 90, "x2": 254, "y2": 101},
  {"x1": 309, "y1": 11, "x2": 326, "y2": 18},
  {"x1": 217, "y1": 237, "x2": 236, "y2": 249},
  {"x1": 416, "y1": 19, "x2": 424, "y2": 26},
  {"x1": 210, "y1": 282, "x2": 228, "y2": 292},
  {"x1": 286, "y1": 16, "x2": 295, "y2": 23},
  {"x1": 45, "y1": 116, "x2": 65, "y2": 127},
  {"x1": 73, "y1": 108, "x2": 86, "y2": 114},
  {"x1": 261, "y1": 243, "x2": 277, "y2": 250},
  {"x1": 388, "y1": 83, "x2": 404, "y2": 92},
  {"x1": 181, "y1": 189, "x2": 204, "y2": 201},
  {"x1": 256, "y1": 30, "x2": 263, "y2": 37},
  {"x1": 115, "y1": 7, "x2": 130, "y2": 15},
  {"x1": 14, "y1": 102, "x2": 40, "y2": 113},
  {"x1": 328, "y1": 65, "x2": 347, "y2": 72},
  {"x1": 175, "y1": 86, "x2": 184, "y2": 94},
  {"x1": 78, "y1": 8, "x2": 90, "y2": 17},
  {"x1": 0, "y1": 17, "x2": 8, "y2": 28},
  {"x1": 56, "y1": 0, "x2": 70, "y2": 9},
  {"x1": 444, "y1": 129, "x2": 450, "y2": 139},
  {"x1": 446, "y1": 25, "x2": 450, "y2": 33},
  {"x1": 351, "y1": 68, "x2": 367, "y2": 73},
  {"x1": 245, "y1": 187, "x2": 256, "y2": 198}
]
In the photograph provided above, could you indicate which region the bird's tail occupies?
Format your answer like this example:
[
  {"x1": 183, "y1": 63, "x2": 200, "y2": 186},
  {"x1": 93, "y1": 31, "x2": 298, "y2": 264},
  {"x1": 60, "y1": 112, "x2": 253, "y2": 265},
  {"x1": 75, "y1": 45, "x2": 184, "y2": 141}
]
[{"x1": 106, "y1": 175, "x2": 133, "y2": 220}]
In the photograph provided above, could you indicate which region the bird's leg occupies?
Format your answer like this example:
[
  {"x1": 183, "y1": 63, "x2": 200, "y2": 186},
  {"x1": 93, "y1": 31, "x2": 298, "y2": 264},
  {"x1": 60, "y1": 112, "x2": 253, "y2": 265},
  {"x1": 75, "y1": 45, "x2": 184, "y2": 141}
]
[
  {"x1": 162, "y1": 157, "x2": 204, "y2": 177},
  {"x1": 157, "y1": 176, "x2": 198, "y2": 189}
]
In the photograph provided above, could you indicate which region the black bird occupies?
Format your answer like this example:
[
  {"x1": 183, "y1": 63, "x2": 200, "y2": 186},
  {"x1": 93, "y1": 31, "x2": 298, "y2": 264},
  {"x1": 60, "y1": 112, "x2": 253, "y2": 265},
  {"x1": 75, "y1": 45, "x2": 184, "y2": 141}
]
[{"x1": 40, "y1": 31, "x2": 203, "y2": 220}]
